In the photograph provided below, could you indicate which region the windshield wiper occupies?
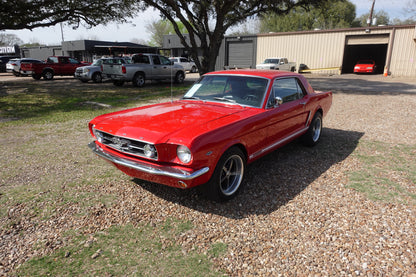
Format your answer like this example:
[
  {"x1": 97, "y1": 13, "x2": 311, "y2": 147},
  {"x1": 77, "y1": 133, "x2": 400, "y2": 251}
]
[
  {"x1": 213, "y1": 97, "x2": 236, "y2": 103},
  {"x1": 182, "y1": 96, "x2": 201, "y2": 100}
]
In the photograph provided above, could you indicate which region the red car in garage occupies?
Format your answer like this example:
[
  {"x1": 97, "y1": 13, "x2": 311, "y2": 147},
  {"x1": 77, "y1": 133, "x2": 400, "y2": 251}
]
[
  {"x1": 88, "y1": 70, "x2": 332, "y2": 201},
  {"x1": 354, "y1": 60, "x2": 376, "y2": 73}
]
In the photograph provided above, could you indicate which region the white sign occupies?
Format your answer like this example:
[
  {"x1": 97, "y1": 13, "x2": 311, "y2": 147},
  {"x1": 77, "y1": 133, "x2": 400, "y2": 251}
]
[{"x1": 0, "y1": 46, "x2": 16, "y2": 54}]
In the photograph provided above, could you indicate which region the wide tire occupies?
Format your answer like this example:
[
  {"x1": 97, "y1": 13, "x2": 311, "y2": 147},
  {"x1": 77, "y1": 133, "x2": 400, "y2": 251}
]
[
  {"x1": 92, "y1": 72, "x2": 102, "y2": 83},
  {"x1": 133, "y1": 73, "x2": 145, "y2": 87},
  {"x1": 301, "y1": 112, "x2": 322, "y2": 146},
  {"x1": 200, "y1": 147, "x2": 246, "y2": 202},
  {"x1": 43, "y1": 70, "x2": 54, "y2": 80}
]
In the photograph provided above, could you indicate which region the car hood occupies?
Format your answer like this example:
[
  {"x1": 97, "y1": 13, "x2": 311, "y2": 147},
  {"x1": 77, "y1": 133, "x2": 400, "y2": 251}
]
[{"x1": 91, "y1": 100, "x2": 255, "y2": 145}]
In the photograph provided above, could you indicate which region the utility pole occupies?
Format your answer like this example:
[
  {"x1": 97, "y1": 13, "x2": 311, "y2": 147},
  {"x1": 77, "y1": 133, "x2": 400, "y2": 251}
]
[{"x1": 367, "y1": 0, "x2": 376, "y2": 26}]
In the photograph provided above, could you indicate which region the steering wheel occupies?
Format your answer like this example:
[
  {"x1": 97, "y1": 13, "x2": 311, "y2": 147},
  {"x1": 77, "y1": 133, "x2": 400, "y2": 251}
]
[{"x1": 243, "y1": 94, "x2": 258, "y2": 101}]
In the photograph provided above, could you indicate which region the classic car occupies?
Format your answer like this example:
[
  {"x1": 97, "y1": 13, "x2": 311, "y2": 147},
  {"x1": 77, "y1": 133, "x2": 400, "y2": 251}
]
[
  {"x1": 88, "y1": 70, "x2": 332, "y2": 201},
  {"x1": 354, "y1": 59, "x2": 376, "y2": 74}
]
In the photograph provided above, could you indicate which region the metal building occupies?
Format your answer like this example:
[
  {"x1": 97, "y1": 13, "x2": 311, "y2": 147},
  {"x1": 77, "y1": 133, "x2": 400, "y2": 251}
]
[{"x1": 257, "y1": 24, "x2": 416, "y2": 77}]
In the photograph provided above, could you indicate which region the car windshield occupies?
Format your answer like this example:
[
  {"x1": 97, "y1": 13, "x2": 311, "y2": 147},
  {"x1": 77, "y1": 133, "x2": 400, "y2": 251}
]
[
  {"x1": 264, "y1": 59, "x2": 279, "y2": 64},
  {"x1": 183, "y1": 75, "x2": 269, "y2": 108},
  {"x1": 357, "y1": 60, "x2": 374, "y2": 64}
]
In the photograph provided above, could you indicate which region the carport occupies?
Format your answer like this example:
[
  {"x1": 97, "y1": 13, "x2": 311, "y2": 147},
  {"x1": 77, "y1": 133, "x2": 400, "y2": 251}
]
[{"x1": 341, "y1": 34, "x2": 389, "y2": 74}]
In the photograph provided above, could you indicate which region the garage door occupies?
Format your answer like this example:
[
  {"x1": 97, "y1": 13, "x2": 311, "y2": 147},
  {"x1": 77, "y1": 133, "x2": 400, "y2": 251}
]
[
  {"x1": 346, "y1": 34, "x2": 389, "y2": 45},
  {"x1": 228, "y1": 41, "x2": 253, "y2": 68}
]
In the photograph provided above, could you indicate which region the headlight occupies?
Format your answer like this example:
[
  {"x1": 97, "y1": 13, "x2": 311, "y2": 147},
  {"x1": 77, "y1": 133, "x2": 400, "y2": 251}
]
[
  {"x1": 177, "y1": 145, "x2": 192, "y2": 163},
  {"x1": 143, "y1": 144, "x2": 157, "y2": 159},
  {"x1": 92, "y1": 127, "x2": 103, "y2": 143}
]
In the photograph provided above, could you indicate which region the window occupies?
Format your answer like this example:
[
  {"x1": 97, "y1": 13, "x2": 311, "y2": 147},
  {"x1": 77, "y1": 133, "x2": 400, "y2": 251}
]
[
  {"x1": 270, "y1": 78, "x2": 305, "y2": 105},
  {"x1": 69, "y1": 58, "x2": 79, "y2": 64},
  {"x1": 132, "y1": 55, "x2": 150, "y2": 64},
  {"x1": 152, "y1": 56, "x2": 161, "y2": 65},
  {"x1": 160, "y1": 56, "x2": 171, "y2": 65}
]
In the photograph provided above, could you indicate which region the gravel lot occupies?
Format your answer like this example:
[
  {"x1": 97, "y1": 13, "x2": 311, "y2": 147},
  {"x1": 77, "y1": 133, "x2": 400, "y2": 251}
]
[{"x1": 0, "y1": 73, "x2": 415, "y2": 276}]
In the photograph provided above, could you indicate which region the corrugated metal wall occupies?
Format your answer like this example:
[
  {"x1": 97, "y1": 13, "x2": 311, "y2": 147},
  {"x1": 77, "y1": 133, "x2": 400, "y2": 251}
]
[
  {"x1": 257, "y1": 26, "x2": 416, "y2": 77},
  {"x1": 390, "y1": 27, "x2": 416, "y2": 77}
]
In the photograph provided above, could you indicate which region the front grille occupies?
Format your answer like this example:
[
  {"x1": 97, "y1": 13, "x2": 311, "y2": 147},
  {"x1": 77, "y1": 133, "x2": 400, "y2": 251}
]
[
  {"x1": 94, "y1": 130, "x2": 158, "y2": 160},
  {"x1": 75, "y1": 68, "x2": 83, "y2": 73}
]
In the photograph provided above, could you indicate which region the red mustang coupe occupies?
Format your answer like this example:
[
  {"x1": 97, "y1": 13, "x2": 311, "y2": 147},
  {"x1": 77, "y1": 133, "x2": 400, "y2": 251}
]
[
  {"x1": 354, "y1": 60, "x2": 376, "y2": 74},
  {"x1": 88, "y1": 70, "x2": 332, "y2": 201}
]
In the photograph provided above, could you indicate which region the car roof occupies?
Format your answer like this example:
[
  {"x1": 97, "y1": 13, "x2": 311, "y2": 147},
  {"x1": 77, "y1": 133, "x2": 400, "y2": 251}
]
[{"x1": 204, "y1": 69, "x2": 299, "y2": 79}]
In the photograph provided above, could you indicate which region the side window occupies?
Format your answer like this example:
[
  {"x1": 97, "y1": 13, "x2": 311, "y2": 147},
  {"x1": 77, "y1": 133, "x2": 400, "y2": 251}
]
[
  {"x1": 180, "y1": 58, "x2": 187, "y2": 63},
  {"x1": 69, "y1": 58, "x2": 79, "y2": 64},
  {"x1": 159, "y1": 56, "x2": 171, "y2": 65},
  {"x1": 152, "y1": 56, "x2": 161, "y2": 65},
  {"x1": 270, "y1": 78, "x2": 305, "y2": 104}
]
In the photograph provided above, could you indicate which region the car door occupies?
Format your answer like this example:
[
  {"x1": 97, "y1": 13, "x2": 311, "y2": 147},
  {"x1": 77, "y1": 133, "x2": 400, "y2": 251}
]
[
  {"x1": 264, "y1": 77, "x2": 310, "y2": 146},
  {"x1": 151, "y1": 55, "x2": 170, "y2": 79},
  {"x1": 58, "y1": 57, "x2": 71, "y2": 74}
]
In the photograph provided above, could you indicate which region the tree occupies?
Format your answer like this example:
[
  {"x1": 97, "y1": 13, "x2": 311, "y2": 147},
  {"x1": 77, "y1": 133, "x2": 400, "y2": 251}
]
[
  {"x1": 0, "y1": 0, "x2": 139, "y2": 30},
  {"x1": 259, "y1": 0, "x2": 356, "y2": 33},
  {"x1": 146, "y1": 20, "x2": 187, "y2": 47},
  {"x1": 139, "y1": 0, "x2": 330, "y2": 74},
  {"x1": 0, "y1": 32, "x2": 23, "y2": 46}
]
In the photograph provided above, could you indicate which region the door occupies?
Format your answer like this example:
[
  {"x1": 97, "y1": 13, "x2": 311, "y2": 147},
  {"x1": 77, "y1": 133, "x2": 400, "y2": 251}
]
[
  {"x1": 265, "y1": 77, "x2": 310, "y2": 146},
  {"x1": 151, "y1": 55, "x2": 172, "y2": 79}
]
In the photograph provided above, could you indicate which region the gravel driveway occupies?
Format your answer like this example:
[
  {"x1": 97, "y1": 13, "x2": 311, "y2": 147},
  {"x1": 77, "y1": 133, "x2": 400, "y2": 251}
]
[{"x1": 1, "y1": 73, "x2": 415, "y2": 276}]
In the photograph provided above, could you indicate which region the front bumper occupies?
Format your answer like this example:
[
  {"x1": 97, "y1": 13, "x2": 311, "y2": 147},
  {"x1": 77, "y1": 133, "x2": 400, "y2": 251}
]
[{"x1": 88, "y1": 141, "x2": 210, "y2": 183}]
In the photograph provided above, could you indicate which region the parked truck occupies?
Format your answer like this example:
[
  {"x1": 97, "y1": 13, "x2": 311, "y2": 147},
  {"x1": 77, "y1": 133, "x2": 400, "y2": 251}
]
[
  {"x1": 256, "y1": 57, "x2": 296, "y2": 72},
  {"x1": 20, "y1": 56, "x2": 89, "y2": 80},
  {"x1": 102, "y1": 53, "x2": 186, "y2": 87}
]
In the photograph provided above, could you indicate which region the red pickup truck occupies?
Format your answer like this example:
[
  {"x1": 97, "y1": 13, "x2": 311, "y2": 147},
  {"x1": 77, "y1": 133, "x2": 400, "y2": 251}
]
[{"x1": 20, "y1": 56, "x2": 89, "y2": 80}]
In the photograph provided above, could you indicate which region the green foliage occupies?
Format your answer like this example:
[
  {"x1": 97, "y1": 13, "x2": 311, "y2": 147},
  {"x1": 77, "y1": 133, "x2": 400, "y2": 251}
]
[
  {"x1": 259, "y1": 0, "x2": 356, "y2": 32},
  {"x1": 355, "y1": 10, "x2": 390, "y2": 26},
  {"x1": 347, "y1": 141, "x2": 416, "y2": 204},
  {"x1": 146, "y1": 20, "x2": 187, "y2": 47}
]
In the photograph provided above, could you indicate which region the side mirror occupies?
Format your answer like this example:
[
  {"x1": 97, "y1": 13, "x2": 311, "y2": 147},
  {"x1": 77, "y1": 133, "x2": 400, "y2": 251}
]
[{"x1": 269, "y1": 96, "x2": 283, "y2": 107}]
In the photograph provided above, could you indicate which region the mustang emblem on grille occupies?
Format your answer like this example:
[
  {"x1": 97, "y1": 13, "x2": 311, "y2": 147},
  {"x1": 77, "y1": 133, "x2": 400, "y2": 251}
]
[{"x1": 111, "y1": 137, "x2": 131, "y2": 150}]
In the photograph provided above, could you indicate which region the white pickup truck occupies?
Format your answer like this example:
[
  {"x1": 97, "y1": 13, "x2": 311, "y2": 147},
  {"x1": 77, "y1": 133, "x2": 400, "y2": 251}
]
[
  {"x1": 256, "y1": 57, "x2": 296, "y2": 72},
  {"x1": 102, "y1": 53, "x2": 186, "y2": 87}
]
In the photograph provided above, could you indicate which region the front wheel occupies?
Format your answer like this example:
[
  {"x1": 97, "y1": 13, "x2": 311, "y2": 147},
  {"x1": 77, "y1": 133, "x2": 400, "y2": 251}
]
[
  {"x1": 200, "y1": 147, "x2": 246, "y2": 202},
  {"x1": 174, "y1": 71, "x2": 185, "y2": 84},
  {"x1": 92, "y1": 72, "x2": 102, "y2": 83},
  {"x1": 301, "y1": 112, "x2": 322, "y2": 146}
]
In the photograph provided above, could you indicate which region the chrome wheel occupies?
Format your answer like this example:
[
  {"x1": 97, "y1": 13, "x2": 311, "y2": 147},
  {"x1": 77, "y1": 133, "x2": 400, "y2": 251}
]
[
  {"x1": 219, "y1": 154, "x2": 244, "y2": 196},
  {"x1": 312, "y1": 116, "x2": 322, "y2": 142}
]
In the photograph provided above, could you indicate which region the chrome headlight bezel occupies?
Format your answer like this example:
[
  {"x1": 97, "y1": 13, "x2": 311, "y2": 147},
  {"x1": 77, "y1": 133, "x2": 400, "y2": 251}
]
[{"x1": 177, "y1": 145, "x2": 192, "y2": 164}]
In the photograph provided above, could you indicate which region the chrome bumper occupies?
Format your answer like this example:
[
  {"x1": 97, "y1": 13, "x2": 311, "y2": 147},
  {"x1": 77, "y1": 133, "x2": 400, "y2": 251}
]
[{"x1": 88, "y1": 142, "x2": 209, "y2": 180}]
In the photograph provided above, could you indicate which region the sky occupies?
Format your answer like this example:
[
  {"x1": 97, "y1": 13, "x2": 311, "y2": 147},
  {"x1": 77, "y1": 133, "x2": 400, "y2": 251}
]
[{"x1": 4, "y1": 0, "x2": 410, "y2": 46}]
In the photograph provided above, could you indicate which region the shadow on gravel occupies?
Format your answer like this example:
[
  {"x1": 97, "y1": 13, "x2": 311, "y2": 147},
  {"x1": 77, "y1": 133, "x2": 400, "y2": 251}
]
[
  {"x1": 135, "y1": 128, "x2": 364, "y2": 219},
  {"x1": 306, "y1": 77, "x2": 416, "y2": 95}
]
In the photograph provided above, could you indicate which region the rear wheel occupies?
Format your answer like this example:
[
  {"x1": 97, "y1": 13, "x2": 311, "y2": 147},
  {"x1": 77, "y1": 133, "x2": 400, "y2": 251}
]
[
  {"x1": 190, "y1": 66, "x2": 197, "y2": 73},
  {"x1": 200, "y1": 147, "x2": 246, "y2": 202},
  {"x1": 133, "y1": 73, "x2": 145, "y2": 87},
  {"x1": 301, "y1": 112, "x2": 322, "y2": 146},
  {"x1": 92, "y1": 72, "x2": 102, "y2": 83},
  {"x1": 43, "y1": 70, "x2": 54, "y2": 80}
]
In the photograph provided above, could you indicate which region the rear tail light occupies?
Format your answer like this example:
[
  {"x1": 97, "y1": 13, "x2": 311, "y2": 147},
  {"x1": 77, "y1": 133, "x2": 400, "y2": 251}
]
[
  {"x1": 100, "y1": 65, "x2": 103, "y2": 71},
  {"x1": 122, "y1": 66, "x2": 126, "y2": 74}
]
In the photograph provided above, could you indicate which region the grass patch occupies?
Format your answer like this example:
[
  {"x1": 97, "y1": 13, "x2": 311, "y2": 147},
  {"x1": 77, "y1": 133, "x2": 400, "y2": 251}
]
[
  {"x1": 16, "y1": 220, "x2": 224, "y2": 277},
  {"x1": 347, "y1": 140, "x2": 416, "y2": 204},
  {"x1": 0, "y1": 79, "x2": 188, "y2": 124}
]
